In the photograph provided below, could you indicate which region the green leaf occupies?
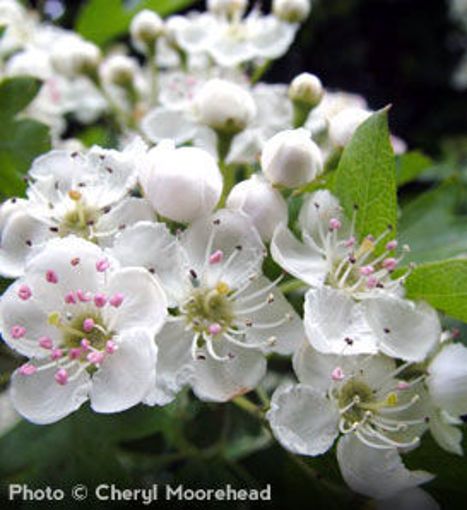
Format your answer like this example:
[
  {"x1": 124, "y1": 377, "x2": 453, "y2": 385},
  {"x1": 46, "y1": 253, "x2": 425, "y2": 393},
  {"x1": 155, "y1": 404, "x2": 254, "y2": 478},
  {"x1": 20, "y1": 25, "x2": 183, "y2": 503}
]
[
  {"x1": 398, "y1": 182, "x2": 467, "y2": 264},
  {"x1": 333, "y1": 109, "x2": 397, "y2": 247},
  {"x1": 405, "y1": 258, "x2": 467, "y2": 321},
  {"x1": 77, "y1": 0, "x2": 196, "y2": 47},
  {"x1": 395, "y1": 150, "x2": 433, "y2": 186},
  {"x1": 0, "y1": 77, "x2": 42, "y2": 120}
]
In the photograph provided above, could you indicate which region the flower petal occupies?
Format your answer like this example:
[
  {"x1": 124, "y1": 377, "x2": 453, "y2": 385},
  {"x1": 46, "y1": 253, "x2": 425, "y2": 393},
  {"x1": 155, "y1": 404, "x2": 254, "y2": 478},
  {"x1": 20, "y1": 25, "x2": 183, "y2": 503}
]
[
  {"x1": 377, "y1": 488, "x2": 440, "y2": 510},
  {"x1": 271, "y1": 223, "x2": 327, "y2": 287},
  {"x1": 141, "y1": 107, "x2": 198, "y2": 145},
  {"x1": 304, "y1": 286, "x2": 378, "y2": 355},
  {"x1": 103, "y1": 267, "x2": 168, "y2": 336},
  {"x1": 336, "y1": 434, "x2": 434, "y2": 499},
  {"x1": 90, "y1": 329, "x2": 157, "y2": 413},
  {"x1": 267, "y1": 383, "x2": 339, "y2": 456},
  {"x1": 10, "y1": 362, "x2": 90, "y2": 424},
  {"x1": 429, "y1": 409, "x2": 463, "y2": 456},
  {"x1": 363, "y1": 296, "x2": 441, "y2": 362},
  {"x1": 426, "y1": 343, "x2": 467, "y2": 417}
]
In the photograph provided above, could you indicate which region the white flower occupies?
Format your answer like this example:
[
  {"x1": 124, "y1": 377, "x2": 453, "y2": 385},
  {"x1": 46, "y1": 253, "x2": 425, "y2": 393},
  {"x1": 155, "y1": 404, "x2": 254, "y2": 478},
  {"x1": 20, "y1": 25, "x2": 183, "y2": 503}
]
[
  {"x1": 267, "y1": 342, "x2": 434, "y2": 498},
  {"x1": 130, "y1": 9, "x2": 164, "y2": 50},
  {"x1": 194, "y1": 78, "x2": 256, "y2": 135},
  {"x1": 0, "y1": 142, "x2": 155, "y2": 278},
  {"x1": 376, "y1": 488, "x2": 440, "y2": 510},
  {"x1": 0, "y1": 237, "x2": 167, "y2": 424},
  {"x1": 50, "y1": 35, "x2": 101, "y2": 78},
  {"x1": 289, "y1": 72, "x2": 323, "y2": 108},
  {"x1": 271, "y1": 190, "x2": 441, "y2": 359},
  {"x1": 99, "y1": 54, "x2": 139, "y2": 88},
  {"x1": 273, "y1": 0, "x2": 311, "y2": 24},
  {"x1": 0, "y1": 391, "x2": 20, "y2": 437},
  {"x1": 261, "y1": 128, "x2": 323, "y2": 188},
  {"x1": 139, "y1": 141, "x2": 223, "y2": 223},
  {"x1": 328, "y1": 107, "x2": 372, "y2": 148},
  {"x1": 226, "y1": 174, "x2": 288, "y2": 241},
  {"x1": 109, "y1": 210, "x2": 304, "y2": 404},
  {"x1": 207, "y1": 0, "x2": 248, "y2": 17}
]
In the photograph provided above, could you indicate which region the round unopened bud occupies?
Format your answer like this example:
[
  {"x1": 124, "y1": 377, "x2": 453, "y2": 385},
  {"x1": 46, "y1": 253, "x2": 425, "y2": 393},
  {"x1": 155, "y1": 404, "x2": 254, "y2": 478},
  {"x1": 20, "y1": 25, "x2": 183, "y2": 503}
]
[
  {"x1": 143, "y1": 142, "x2": 223, "y2": 223},
  {"x1": 207, "y1": 0, "x2": 248, "y2": 17},
  {"x1": 130, "y1": 9, "x2": 164, "y2": 47},
  {"x1": 273, "y1": 0, "x2": 311, "y2": 23},
  {"x1": 194, "y1": 79, "x2": 256, "y2": 135},
  {"x1": 100, "y1": 55, "x2": 139, "y2": 87},
  {"x1": 261, "y1": 128, "x2": 323, "y2": 188},
  {"x1": 226, "y1": 175, "x2": 288, "y2": 241},
  {"x1": 328, "y1": 107, "x2": 372, "y2": 148},
  {"x1": 51, "y1": 38, "x2": 101, "y2": 78},
  {"x1": 289, "y1": 72, "x2": 323, "y2": 108}
]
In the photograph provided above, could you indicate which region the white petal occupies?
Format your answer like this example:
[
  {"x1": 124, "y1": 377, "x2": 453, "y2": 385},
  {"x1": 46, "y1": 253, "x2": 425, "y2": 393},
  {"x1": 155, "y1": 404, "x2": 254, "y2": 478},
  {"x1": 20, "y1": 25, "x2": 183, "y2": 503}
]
[
  {"x1": 95, "y1": 197, "x2": 156, "y2": 246},
  {"x1": 10, "y1": 362, "x2": 91, "y2": 424},
  {"x1": 0, "y1": 210, "x2": 51, "y2": 278},
  {"x1": 141, "y1": 107, "x2": 198, "y2": 145},
  {"x1": 377, "y1": 488, "x2": 440, "y2": 510},
  {"x1": 192, "y1": 342, "x2": 266, "y2": 402},
  {"x1": 144, "y1": 321, "x2": 194, "y2": 406},
  {"x1": 250, "y1": 16, "x2": 297, "y2": 59},
  {"x1": 429, "y1": 409, "x2": 463, "y2": 456},
  {"x1": 304, "y1": 287, "x2": 378, "y2": 355},
  {"x1": 298, "y1": 190, "x2": 343, "y2": 241},
  {"x1": 363, "y1": 296, "x2": 441, "y2": 362},
  {"x1": 267, "y1": 383, "x2": 339, "y2": 455},
  {"x1": 181, "y1": 209, "x2": 264, "y2": 290},
  {"x1": 233, "y1": 275, "x2": 305, "y2": 355},
  {"x1": 427, "y1": 343, "x2": 467, "y2": 417},
  {"x1": 103, "y1": 267, "x2": 167, "y2": 336},
  {"x1": 28, "y1": 150, "x2": 81, "y2": 191},
  {"x1": 271, "y1": 223, "x2": 328, "y2": 287},
  {"x1": 90, "y1": 329, "x2": 157, "y2": 413},
  {"x1": 108, "y1": 221, "x2": 186, "y2": 306},
  {"x1": 337, "y1": 434, "x2": 435, "y2": 499},
  {"x1": 209, "y1": 36, "x2": 255, "y2": 67}
]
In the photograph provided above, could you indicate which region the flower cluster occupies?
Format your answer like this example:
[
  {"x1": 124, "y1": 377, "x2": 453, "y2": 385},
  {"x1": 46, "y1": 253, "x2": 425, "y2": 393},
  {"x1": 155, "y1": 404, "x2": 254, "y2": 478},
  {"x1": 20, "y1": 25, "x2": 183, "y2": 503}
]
[{"x1": 0, "y1": 1, "x2": 465, "y2": 507}]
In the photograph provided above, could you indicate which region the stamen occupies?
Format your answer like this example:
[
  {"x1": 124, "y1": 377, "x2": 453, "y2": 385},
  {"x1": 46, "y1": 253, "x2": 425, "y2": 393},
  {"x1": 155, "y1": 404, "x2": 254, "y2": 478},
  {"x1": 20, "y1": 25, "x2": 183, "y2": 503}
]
[
  {"x1": 109, "y1": 293, "x2": 124, "y2": 307},
  {"x1": 39, "y1": 336, "x2": 53, "y2": 349},
  {"x1": 359, "y1": 266, "x2": 374, "y2": 276},
  {"x1": 94, "y1": 293, "x2": 107, "y2": 308},
  {"x1": 223, "y1": 332, "x2": 276, "y2": 350},
  {"x1": 215, "y1": 281, "x2": 230, "y2": 295},
  {"x1": 96, "y1": 259, "x2": 110, "y2": 272},
  {"x1": 65, "y1": 291, "x2": 77, "y2": 304},
  {"x1": 19, "y1": 363, "x2": 37, "y2": 376},
  {"x1": 382, "y1": 258, "x2": 398, "y2": 272},
  {"x1": 105, "y1": 340, "x2": 117, "y2": 354},
  {"x1": 386, "y1": 240, "x2": 397, "y2": 251},
  {"x1": 331, "y1": 366, "x2": 345, "y2": 381},
  {"x1": 77, "y1": 290, "x2": 92, "y2": 302},
  {"x1": 339, "y1": 395, "x2": 360, "y2": 415},
  {"x1": 55, "y1": 368, "x2": 68, "y2": 385},
  {"x1": 209, "y1": 250, "x2": 224, "y2": 264},
  {"x1": 11, "y1": 326, "x2": 26, "y2": 339},
  {"x1": 240, "y1": 313, "x2": 292, "y2": 330},
  {"x1": 46, "y1": 270, "x2": 59, "y2": 284},
  {"x1": 81, "y1": 339, "x2": 90, "y2": 350},
  {"x1": 83, "y1": 318, "x2": 95, "y2": 333},
  {"x1": 86, "y1": 351, "x2": 105, "y2": 366},
  {"x1": 329, "y1": 218, "x2": 342, "y2": 231},
  {"x1": 379, "y1": 395, "x2": 420, "y2": 414},
  {"x1": 235, "y1": 273, "x2": 283, "y2": 303},
  {"x1": 18, "y1": 285, "x2": 32, "y2": 301},
  {"x1": 235, "y1": 296, "x2": 274, "y2": 315},
  {"x1": 354, "y1": 429, "x2": 394, "y2": 450},
  {"x1": 69, "y1": 348, "x2": 82, "y2": 360},
  {"x1": 208, "y1": 323, "x2": 222, "y2": 336},
  {"x1": 204, "y1": 334, "x2": 231, "y2": 362},
  {"x1": 51, "y1": 348, "x2": 63, "y2": 360}
]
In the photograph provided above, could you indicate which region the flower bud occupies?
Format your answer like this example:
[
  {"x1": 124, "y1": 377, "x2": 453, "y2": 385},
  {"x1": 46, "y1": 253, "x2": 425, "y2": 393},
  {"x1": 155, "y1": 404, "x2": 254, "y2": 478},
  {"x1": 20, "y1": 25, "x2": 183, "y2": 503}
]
[
  {"x1": 194, "y1": 79, "x2": 256, "y2": 136},
  {"x1": 207, "y1": 0, "x2": 248, "y2": 17},
  {"x1": 261, "y1": 128, "x2": 323, "y2": 188},
  {"x1": 328, "y1": 107, "x2": 372, "y2": 148},
  {"x1": 273, "y1": 0, "x2": 311, "y2": 23},
  {"x1": 51, "y1": 38, "x2": 101, "y2": 78},
  {"x1": 100, "y1": 55, "x2": 139, "y2": 87},
  {"x1": 130, "y1": 9, "x2": 164, "y2": 48},
  {"x1": 142, "y1": 142, "x2": 223, "y2": 223},
  {"x1": 226, "y1": 174, "x2": 288, "y2": 241},
  {"x1": 289, "y1": 72, "x2": 323, "y2": 108}
]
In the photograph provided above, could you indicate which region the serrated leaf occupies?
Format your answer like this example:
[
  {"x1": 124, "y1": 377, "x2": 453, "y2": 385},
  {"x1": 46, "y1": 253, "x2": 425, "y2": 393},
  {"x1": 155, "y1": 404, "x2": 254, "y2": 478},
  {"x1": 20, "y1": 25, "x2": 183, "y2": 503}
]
[
  {"x1": 398, "y1": 182, "x2": 467, "y2": 264},
  {"x1": 396, "y1": 150, "x2": 433, "y2": 186},
  {"x1": 405, "y1": 258, "x2": 467, "y2": 321},
  {"x1": 77, "y1": 0, "x2": 196, "y2": 47},
  {"x1": 333, "y1": 109, "x2": 397, "y2": 249},
  {"x1": 0, "y1": 77, "x2": 42, "y2": 119}
]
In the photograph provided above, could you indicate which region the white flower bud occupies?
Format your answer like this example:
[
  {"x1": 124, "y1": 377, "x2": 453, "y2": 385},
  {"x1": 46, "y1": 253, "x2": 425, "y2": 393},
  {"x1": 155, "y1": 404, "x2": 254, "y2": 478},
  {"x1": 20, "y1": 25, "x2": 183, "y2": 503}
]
[
  {"x1": 142, "y1": 142, "x2": 223, "y2": 223},
  {"x1": 164, "y1": 15, "x2": 189, "y2": 48},
  {"x1": 328, "y1": 107, "x2": 372, "y2": 148},
  {"x1": 226, "y1": 174, "x2": 288, "y2": 241},
  {"x1": 273, "y1": 0, "x2": 311, "y2": 23},
  {"x1": 289, "y1": 72, "x2": 323, "y2": 108},
  {"x1": 130, "y1": 9, "x2": 164, "y2": 48},
  {"x1": 207, "y1": 0, "x2": 248, "y2": 17},
  {"x1": 51, "y1": 38, "x2": 101, "y2": 78},
  {"x1": 194, "y1": 79, "x2": 256, "y2": 135},
  {"x1": 261, "y1": 128, "x2": 323, "y2": 188},
  {"x1": 100, "y1": 55, "x2": 139, "y2": 87}
]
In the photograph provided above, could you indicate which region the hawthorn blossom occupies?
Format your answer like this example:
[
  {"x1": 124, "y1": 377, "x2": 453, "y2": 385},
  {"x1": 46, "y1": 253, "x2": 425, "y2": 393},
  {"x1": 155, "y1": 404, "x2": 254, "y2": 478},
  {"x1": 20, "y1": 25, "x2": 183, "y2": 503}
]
[
  {"x1": 271, "y1": 190, "x2": 441, "y2": 359},
  {"x1": 267, "y1": 341, "x2": 434, "y2": 498},
  {"x1": 0, "y1": 237, "x2": 167, "y2": 424},
  {"x1": 0, "y1": 142, "x2": 155, "y2": 278},
  {"x1": 109, "y1": 210, "x2": 304, "y2": 404}
]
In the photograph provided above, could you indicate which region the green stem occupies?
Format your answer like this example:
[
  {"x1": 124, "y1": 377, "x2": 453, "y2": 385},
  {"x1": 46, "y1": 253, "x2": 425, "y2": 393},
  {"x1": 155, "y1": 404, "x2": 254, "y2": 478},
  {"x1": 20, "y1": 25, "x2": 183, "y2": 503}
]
[
  {"x1": 279, "y1": 279, "x2": 306, "y2": 294},
  {"x1": 232, "y1": 395, "x2": 262, "y2": 417},
  {"x1": 250, "y1": 59, "x2": 273, "y2": 85},
  {"x1": 255, "y1": 387, "x2": 270, "y2": 409},
  {"x1": 148, "y1": 45, "x2": 159, "y2": 107}
]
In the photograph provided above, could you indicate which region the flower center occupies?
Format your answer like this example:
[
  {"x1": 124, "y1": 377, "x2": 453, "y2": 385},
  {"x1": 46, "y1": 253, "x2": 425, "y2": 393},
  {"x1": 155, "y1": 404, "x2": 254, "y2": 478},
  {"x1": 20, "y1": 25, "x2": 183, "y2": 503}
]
[{"x1": 60, "y1": 192, "x2": 100, "y2": 239}]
